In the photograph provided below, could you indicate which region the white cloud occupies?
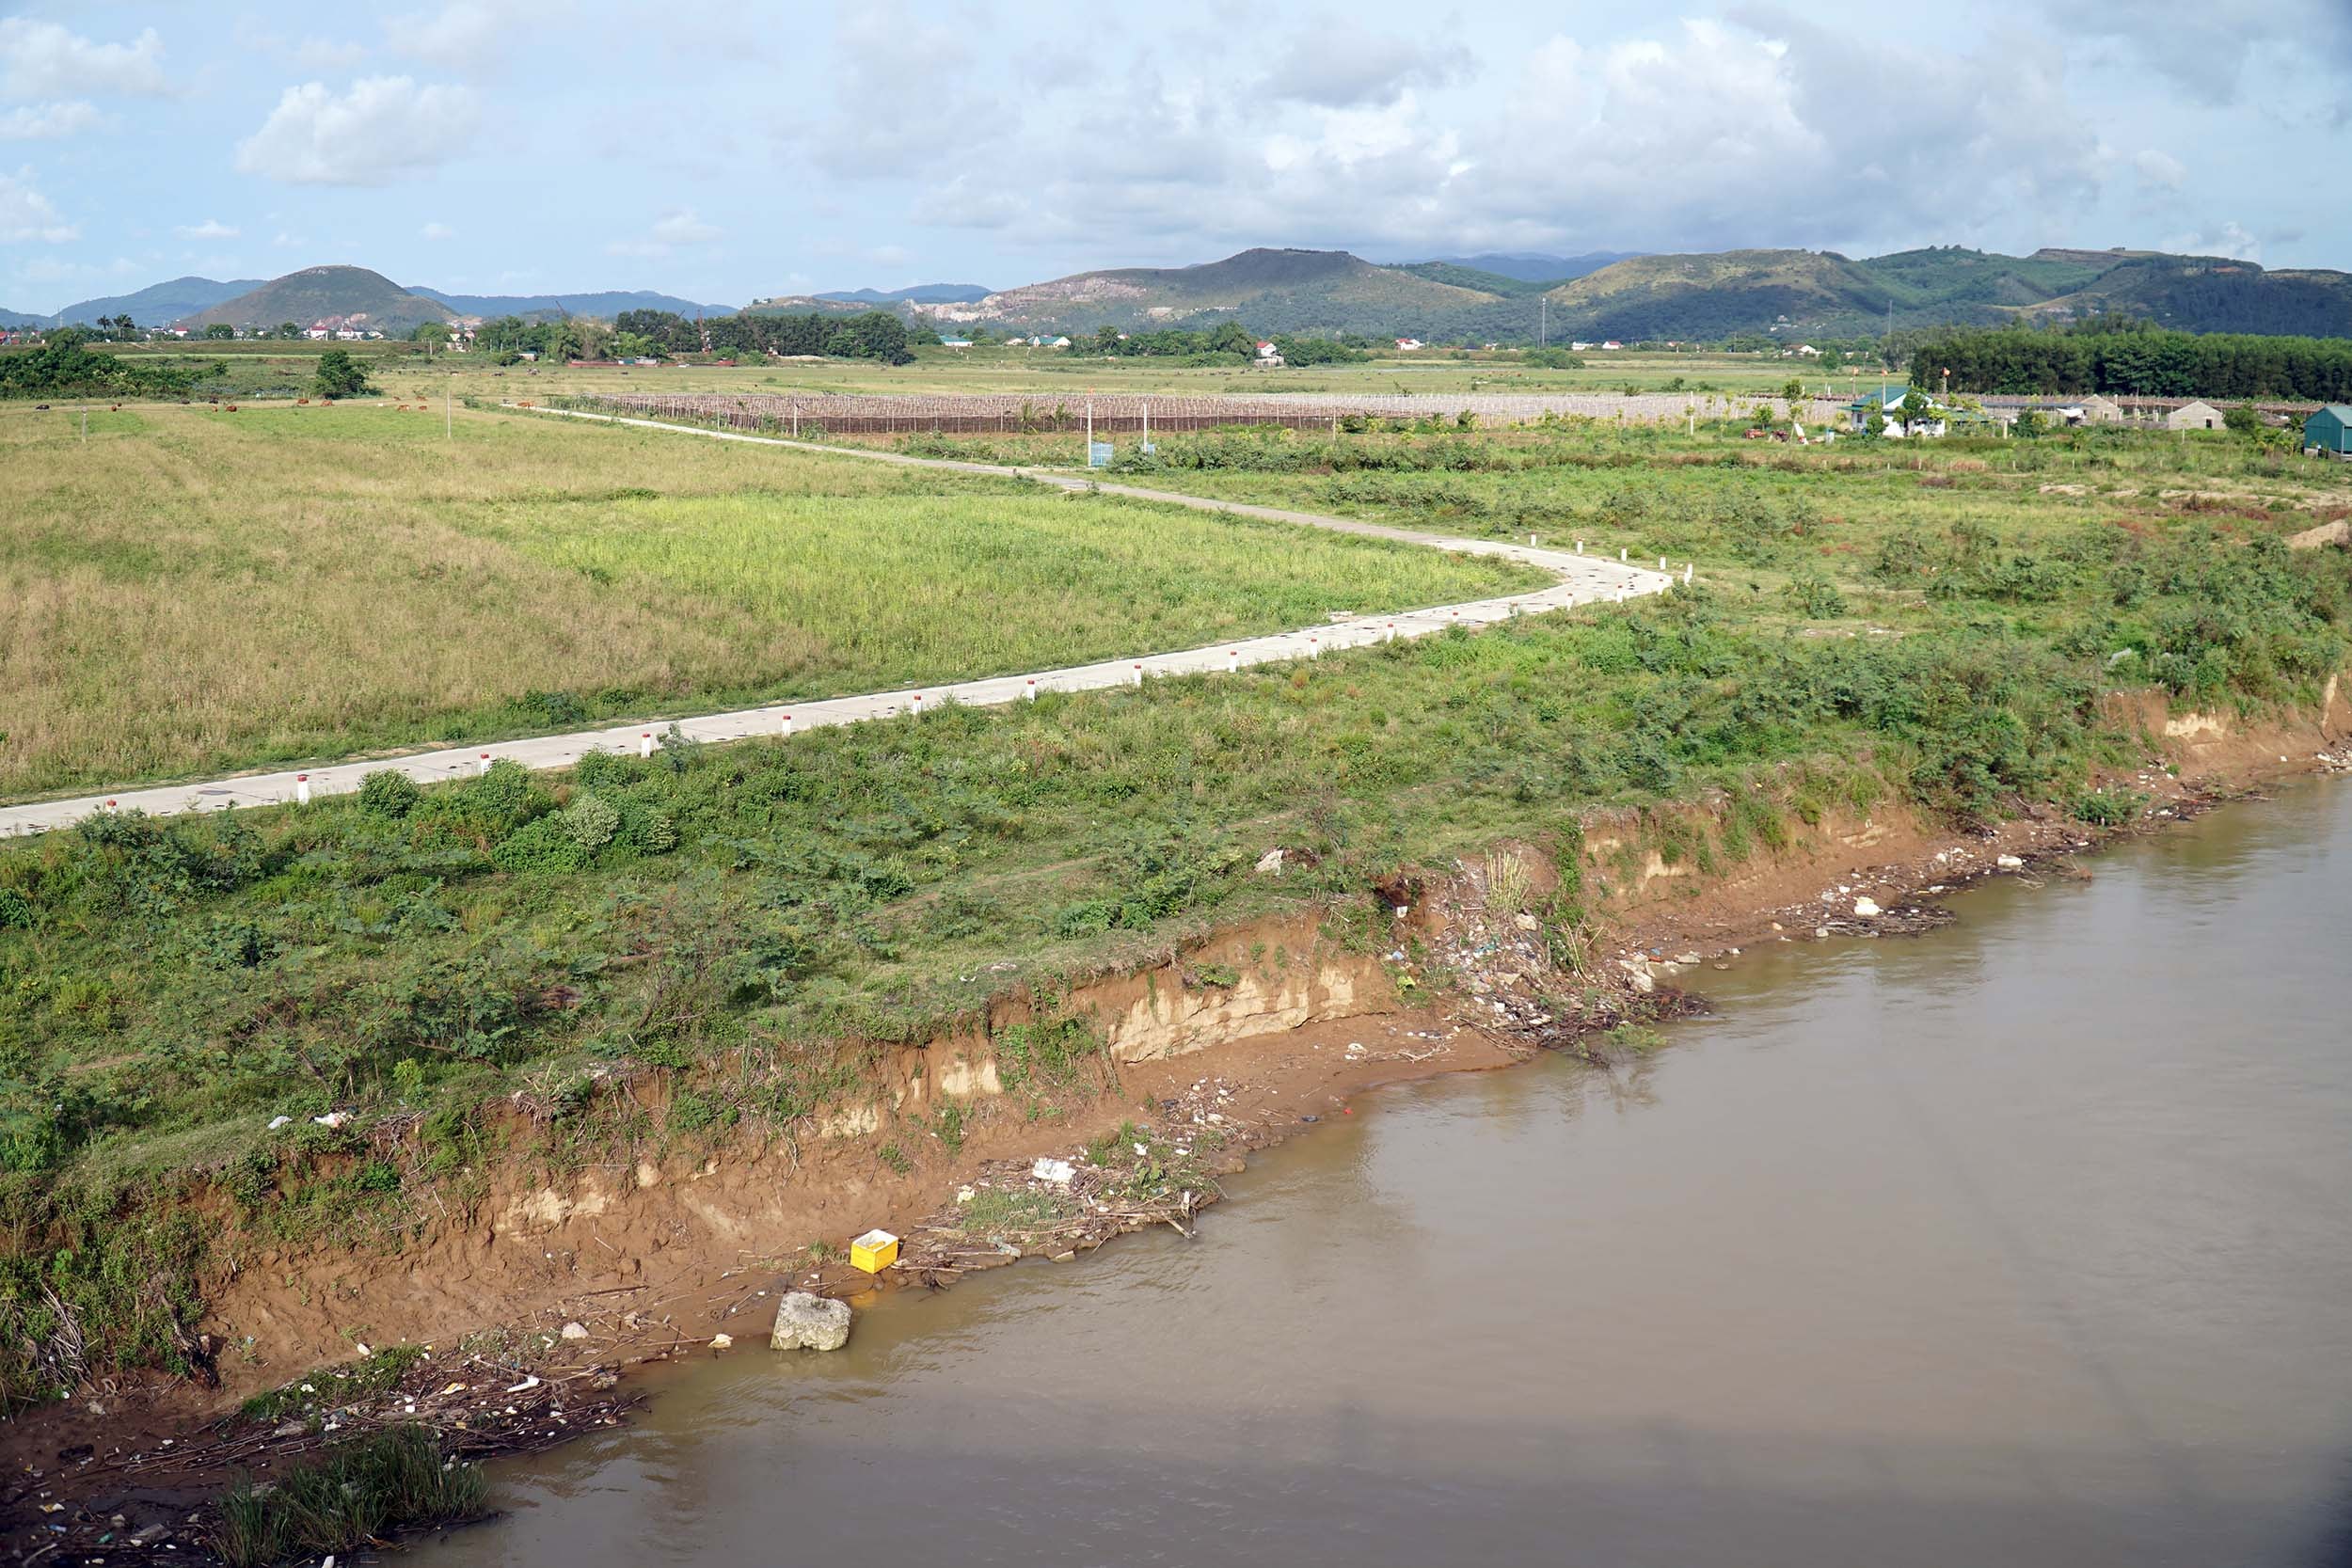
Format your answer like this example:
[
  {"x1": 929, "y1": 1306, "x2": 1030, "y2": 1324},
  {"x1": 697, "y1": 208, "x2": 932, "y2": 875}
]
[
  {"x1": 651, "y1": 209, "x2": 720, "y2": 245},
  {"x1": 1263, "y1": 23, "x2": 1472, "y2": 107},
  {"x1": 421, "y1": 220, "x2": 455, "y2": 240},
  {"x1": 174, "y1": 217, "x2": 240, "y2": 240},
  {"x1": 384, "y1": 2, "x2": 544, "y2": 71},
  {"x1": 608, "y1": 207, "x2": 722, "y2": 258},
  {"x1": 2057, "y1": 0, "x2": 2349, "y2": 104},
  {"x1": 271, "y1": 230, "x2": 308, "y2": 248},
  {"x1": 2161, "y1": 221, "x2": 2263, "y2": 261},
  {"x1": 0, "y1": 21, "x2": 167, "y2": 100},
  {"x1": 0, "y1": 101, "x2": 101, "y2": 139},
  {"x1": 234, "y1": 77, "x2": 481, "y2": 186},
  {"x1": 0, "y1": 166, "x2": 77, "y2": 242},
  {"x1": 2132, "y1": 150, "x2": 2187, "y2": 192}
]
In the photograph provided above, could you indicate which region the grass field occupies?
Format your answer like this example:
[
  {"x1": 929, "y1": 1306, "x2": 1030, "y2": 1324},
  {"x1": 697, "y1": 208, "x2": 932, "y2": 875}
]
[
  {"x1": 3, "y1": 404, "x2": 2346, "y2": 1413},
  {"x1": 89, "y1": 339, "x2": 1851, "y2": 404},
  {"x1": 0, "y1": 402, "x2": 1539, "y2": 798}
]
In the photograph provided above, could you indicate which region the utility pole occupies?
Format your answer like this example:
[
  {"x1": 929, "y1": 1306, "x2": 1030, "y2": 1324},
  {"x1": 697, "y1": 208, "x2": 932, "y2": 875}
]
[{"x1": 1539, "y1": 295, "x2": 1547, "y2": 350}]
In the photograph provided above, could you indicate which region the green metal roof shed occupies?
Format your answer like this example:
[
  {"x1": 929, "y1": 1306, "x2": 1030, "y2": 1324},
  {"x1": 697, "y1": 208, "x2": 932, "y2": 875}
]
[{"x1": 2307, "y1": 405, "x2": 2352, "y2": 454}]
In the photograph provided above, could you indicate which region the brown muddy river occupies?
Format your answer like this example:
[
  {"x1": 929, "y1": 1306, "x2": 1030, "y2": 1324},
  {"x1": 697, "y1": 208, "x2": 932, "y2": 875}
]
[{"x1": 426, "y1": 782, "x2": 2352, "y2": 1567}]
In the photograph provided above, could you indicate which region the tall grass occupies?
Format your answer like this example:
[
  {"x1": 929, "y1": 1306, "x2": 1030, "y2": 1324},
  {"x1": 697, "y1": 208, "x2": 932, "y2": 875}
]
[
  {"x1": 0, "y1": 403, "x2": 1534, "y2": 798},
  {"x1": 210, "y1": 1424, "x2": 485, "y2": 1567}
]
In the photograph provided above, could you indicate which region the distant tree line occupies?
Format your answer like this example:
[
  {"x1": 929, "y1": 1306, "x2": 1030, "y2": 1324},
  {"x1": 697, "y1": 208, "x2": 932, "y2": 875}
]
[
  {"x1": 0, "y1": 331, "x2": 222, "y2": 399},
  {"x1": 1911, "y1": 318, "x2": 2352, "y2": 402},
  {"x1": 1070, "y1": 323, "x2": 1367, "y2": 365}
]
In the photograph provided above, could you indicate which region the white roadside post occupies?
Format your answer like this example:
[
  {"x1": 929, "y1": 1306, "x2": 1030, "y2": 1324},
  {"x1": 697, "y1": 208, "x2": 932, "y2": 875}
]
[
  {"x1": 295, "y1": 773, "x2": 310, "y2": 805},
  {"x1": 1307, "y1": 634, "x2": 1319, "y2": 659},
  {"x1": 912, "y1": 692, "x2": 925, "y2": 717},
  {"x1": 1132, "y1": 661, "x2": 1144, "y2": 688},
  {"x1": 1684, "y1": 563, "x2": 1694, "y2": 584},
  {"x1": 781, "y1": 712, "x2": 794, "y2": 736},
  {"x1": 640, "y1": 732, "x2": 653, "y2": 758},
  {"x1": 1025, "y1": 679, "x2": 1038, "y2": 701},
  {"x1": 1228, "y1": 649, "x2": 1240, "y2": 674},
  {"x1": 477, "y1": 752, "x2": 491, "y2": 776}
]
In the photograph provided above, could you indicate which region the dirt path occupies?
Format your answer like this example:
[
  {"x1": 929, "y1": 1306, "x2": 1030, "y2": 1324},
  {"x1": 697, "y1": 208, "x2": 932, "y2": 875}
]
[{"x1": 0, "y1": 407, "x2": 1671, "y2": 835}]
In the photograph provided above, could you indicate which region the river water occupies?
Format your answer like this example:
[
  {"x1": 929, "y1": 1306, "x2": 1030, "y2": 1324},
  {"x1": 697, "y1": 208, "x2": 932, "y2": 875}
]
[{"x1": 427, "y1": 782, "x2": 2352, "y2": 1567}]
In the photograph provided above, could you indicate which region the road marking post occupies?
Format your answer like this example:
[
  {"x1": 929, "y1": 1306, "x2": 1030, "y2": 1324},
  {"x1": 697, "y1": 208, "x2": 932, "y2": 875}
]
[
  {"x1": 912, "y1": 692, "x2": 925, "y2": 716},
  {"x1": 1025, "y1": 679, "x2": 1038, "y2": 701},
  {"x1": 478, "y1": 752, "x2": 490, "y2": 776},
  {"x1": 295, "y1": 774, "x2": 310, "y2": 804},
  {"x1": 782, "y1": 713, "x2": 794, "y2": 736},
  {"x1": 1228, "y1": 649, "x2": 1240, "y2": 673},
  {"x1": 640, "y1": 732, "x2": 653, "y2": 758},
  {"x1": 1132, "y1": 662, "x2": 1144, "y2": 687}
]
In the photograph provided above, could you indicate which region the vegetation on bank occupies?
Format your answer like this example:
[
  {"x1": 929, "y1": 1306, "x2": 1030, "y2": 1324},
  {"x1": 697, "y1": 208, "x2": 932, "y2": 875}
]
[
  {"x1": 210, "y1": 1424, "x2": 485, "y2": 1567},
  {"x1": 1, "y1": 405, "x2": 2346, "y2": 1415},
  {"x1": 0, "y1": 404, "x2": 1536, "y2": 797}
]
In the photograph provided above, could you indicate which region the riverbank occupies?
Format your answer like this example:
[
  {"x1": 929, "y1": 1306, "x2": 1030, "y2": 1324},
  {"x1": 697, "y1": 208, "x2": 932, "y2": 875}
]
[{"x1": 8, "y1": 684, "x2": 2345, "y2": 1563}]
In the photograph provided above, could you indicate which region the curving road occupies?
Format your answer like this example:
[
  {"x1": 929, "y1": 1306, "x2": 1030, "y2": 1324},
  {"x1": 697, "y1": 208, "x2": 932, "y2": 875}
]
[{"x1": 0, "y1": 407, "x2": 1676, "y2": 836}]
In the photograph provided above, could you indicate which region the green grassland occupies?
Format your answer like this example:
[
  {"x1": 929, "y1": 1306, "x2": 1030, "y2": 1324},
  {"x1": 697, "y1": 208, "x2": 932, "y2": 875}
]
[
  {"x1": 84, "y1": 338, "x2": 1844, "y2": 403},
  {"x1": 2, "y1": 408, "x2": 2346, "y2": 1413},
  {"x1": 0, "y1": 402, "x2": 1538, "y2": 798}
]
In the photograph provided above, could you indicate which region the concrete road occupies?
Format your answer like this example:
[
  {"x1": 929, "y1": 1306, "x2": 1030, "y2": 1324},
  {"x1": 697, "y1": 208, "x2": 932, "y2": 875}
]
[{"x1": 0, "y1": 407, "x2": 1676, "y2": 836}]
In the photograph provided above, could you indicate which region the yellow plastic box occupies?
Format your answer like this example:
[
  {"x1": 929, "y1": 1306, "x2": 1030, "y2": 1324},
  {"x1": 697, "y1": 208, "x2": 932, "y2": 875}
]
[{"x1": 850, "y1": 1228, "x2": 899, "y2": 1274}]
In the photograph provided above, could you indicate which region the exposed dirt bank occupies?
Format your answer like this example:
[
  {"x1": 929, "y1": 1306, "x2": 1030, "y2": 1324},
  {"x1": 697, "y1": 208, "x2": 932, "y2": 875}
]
[{"x1": 8, "y1": 685, "x2": 2348, "y2": 1560}]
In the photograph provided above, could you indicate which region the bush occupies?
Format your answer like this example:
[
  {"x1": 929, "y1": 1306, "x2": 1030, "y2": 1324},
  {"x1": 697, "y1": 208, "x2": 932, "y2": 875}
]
[
  {"x1": 1783, "y1": 573, "x2": 1848, "y2": 618},
  {"x1": 0, "y1": 888, "x2": 32, "y2": 929},
  {"x1": 560, "y1": 793, "x2": 620, "y2": 850},
  {"x1": 358, "y1": 769, "x2": 421, "y2": 819},
  {"x1": 490, "y1": 815, "x2": 589, "y2": 873}
]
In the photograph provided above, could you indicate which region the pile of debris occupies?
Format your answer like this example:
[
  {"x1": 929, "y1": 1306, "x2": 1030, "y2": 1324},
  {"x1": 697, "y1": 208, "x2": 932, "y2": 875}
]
[{"x1": 893, "y1": 1087, "x2": 1254, "y2": 1285}]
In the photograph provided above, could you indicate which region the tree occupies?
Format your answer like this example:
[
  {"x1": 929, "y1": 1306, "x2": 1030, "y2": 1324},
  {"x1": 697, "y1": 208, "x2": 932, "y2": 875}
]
[
  {"x1": 277, "y1": 322, "x2": 301, "y2": 340},
  {"x1": 2013, "y1": 408, "x2": 2049, "y2": 439},
  {"x1": 312, "y1": 348, "x2": 372, "y2": 399},
  {"x1": 203, "y1": 323, "x2": 235, "y2": 341},
  {"x1": 412, "y1": 322, "x2": 452, "y2": 347},
  {"x1": 2222, "y1": 404, "x2": 2262, "y2": 438},
  {"x1": 1782, "y1": 377, "x2": 1805, "y2": 402}
]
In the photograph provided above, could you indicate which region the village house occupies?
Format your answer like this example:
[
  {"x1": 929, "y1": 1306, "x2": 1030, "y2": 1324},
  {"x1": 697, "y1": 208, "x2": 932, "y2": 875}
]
[
  {"x1": 2306, "y1": 405, "x2": 2352, "y2": 457},
  {"x1": 1393, "y1": 337, "x2": 1424, "y2": 351},
  {"x1": 1254, "y1": 340, "x2": 1284, "y2": 366},
  {"x1": 2163, "y1": 400, "x2": 2225, "y2": 432}
]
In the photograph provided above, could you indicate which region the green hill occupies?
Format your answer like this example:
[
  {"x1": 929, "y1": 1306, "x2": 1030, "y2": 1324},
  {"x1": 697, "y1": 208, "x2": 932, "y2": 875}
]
[
  {"x1": 927, "y1": 248, "x2": 1522, "y2": 338},
  {"x1": 177, "y1": 266, "x2": 456, "y2": 333},
  {"x1": 1538, "y1": 246, "x2": 2352, "y2": 341}
]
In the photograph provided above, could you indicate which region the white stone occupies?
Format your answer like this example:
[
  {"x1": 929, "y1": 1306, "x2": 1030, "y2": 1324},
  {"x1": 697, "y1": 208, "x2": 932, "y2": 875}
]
[
  {"x1": 771, "y1": 1291, "x2": 853, "y2": 1352},
  {"x1": 710, "y1": 1333, "x2": 733, "y2": 1351},
  {"x1": 1996, "y1": 854, "x2": 2025, "y2": 869},
  {"x1": 1031, "y1": 1157, "x2": 1074, "y2": 1184},
  {"x1": 560, "y1": 1322, "x2": 588, "y2": 1340},
  {"x1": 1255, "y1": 847, "x2": 1286, "y2": 875},
  {"x1": 1853, "y1": 897, "x2": 1881, "y2": 918}
]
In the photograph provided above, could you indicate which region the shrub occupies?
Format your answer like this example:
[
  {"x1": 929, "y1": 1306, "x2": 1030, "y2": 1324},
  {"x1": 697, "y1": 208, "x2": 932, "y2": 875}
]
[
  {"x1": 0, "y1": 888, "x2": 32, "y2": 929},
  {"x1": 489, "y1": 815, "x2": 588, "y2": 873},
  {"x1": 1783, "y1": 573, "x2": 1848, "y2": 618},
  {"x1": 358, "y1": 769, "x2": 421, "y2": 819},
  {"x1": 560, "y1": 793, "x2": 620, "y2": 850}
]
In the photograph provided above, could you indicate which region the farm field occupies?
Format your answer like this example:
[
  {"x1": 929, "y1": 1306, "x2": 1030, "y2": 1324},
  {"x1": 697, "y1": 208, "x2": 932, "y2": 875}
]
[
  {"x1": 0, "y1": 402, "x2": 1541, "y2": 799},
  {"x1": 89, "y1": 340, "x2": 1851, "y2": 404}
]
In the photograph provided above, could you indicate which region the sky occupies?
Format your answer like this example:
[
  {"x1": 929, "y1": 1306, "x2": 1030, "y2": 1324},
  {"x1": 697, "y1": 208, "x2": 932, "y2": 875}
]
[{"x1": 3, "y1": 0, "x2": 2348, "y2": 313}]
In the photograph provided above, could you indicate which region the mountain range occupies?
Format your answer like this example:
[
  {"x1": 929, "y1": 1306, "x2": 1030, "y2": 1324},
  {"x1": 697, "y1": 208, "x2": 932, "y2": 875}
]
[
  {"x1": 8, "y1": 245, "x2": 2350, "y2": 343},
  {"x1": 914, "y1": 245, "x2": 2352, "y2": 341}
]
